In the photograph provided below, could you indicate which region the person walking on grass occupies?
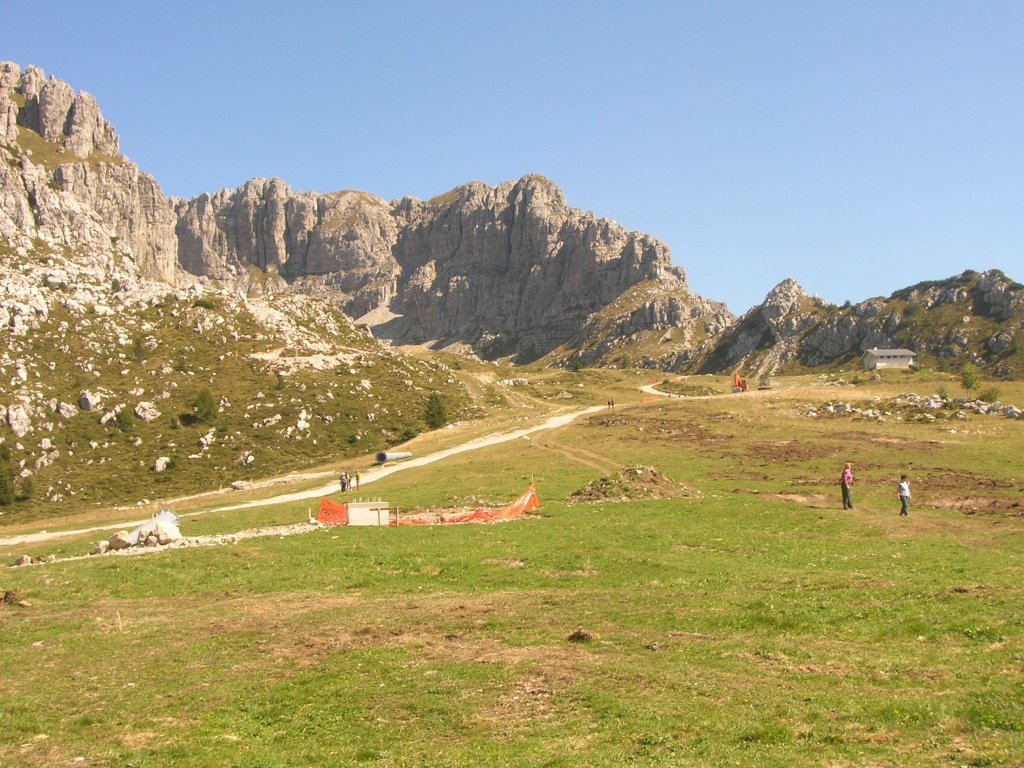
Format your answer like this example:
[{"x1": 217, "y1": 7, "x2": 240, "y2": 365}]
[
  {"x1": 840, "y1": 462, "x2": 854, "y2": 509},
  {"x1": 897, "y1": 474, "x2": 911, "y2": 516}
]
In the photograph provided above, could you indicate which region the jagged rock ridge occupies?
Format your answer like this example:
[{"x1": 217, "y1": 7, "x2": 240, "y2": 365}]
[
  {"x1": 3, "y1": 63, "x2": 731, "y2": 364},
  {"x1": 2, "y1": 62, "x2": 1021, "y2": 378}
]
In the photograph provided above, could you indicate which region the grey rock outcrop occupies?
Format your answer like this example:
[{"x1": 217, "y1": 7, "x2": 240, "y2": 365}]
[
  {"x1": 134, "y1": 401, "x2": 161, "y2": 422},
  {"x1": 377, "y1": 177, "x2": 686, "y2": 361},
  {"x1": 173, "y1": 173, "x2": 710, "y2": 362},
  {"x1": 174, "y1": 179, "x2": 399, "y2": 312},
  {"x1": 694, "y1": 269, "x2": 1023, "y2": 375},
  {"x1": 0, "y1": 62, "x2": 177, "y2": 283},
  {"x1": 12, "y1": 64, "x2": 118, "y2": 157}
]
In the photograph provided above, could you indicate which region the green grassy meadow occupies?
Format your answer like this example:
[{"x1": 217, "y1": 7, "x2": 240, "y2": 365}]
[{"x1": 1, "y1": 372, "x2": 1022, "y2": 767}]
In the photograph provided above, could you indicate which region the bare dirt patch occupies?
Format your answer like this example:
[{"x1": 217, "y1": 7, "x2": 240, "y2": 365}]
[
  {"x1": 584, "y1": 413, "x2": 726, "y2": 445},
  {"x1": 915, "y1": 470, "x2": 1023, "y2": 518},
  {"x1": 832, "y1": 431, "x2": 945, "y2": 451},
  {"x1": 930, "y1": 496, "x2": 1024, "y2": 517},
  {"x1": 567, "y1": 465, "x2": 701, "y2": 504},
  {"x1": 759, "y1": 492, "x2": 834, "y2": 506},
  {"x1": 746, "y1": 441, "x2": 835, "y2": 463}
]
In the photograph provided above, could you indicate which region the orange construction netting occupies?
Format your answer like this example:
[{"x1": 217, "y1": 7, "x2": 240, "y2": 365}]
[
  {"x1": 316, "y1": 497, "x2": 349, "y2": 526},
  {"x1": 317, "y1": 484, "x2": 540, "y2": 527},
  {"x1": 393, "y1": 483, "x2": 540, "y2": 526}
]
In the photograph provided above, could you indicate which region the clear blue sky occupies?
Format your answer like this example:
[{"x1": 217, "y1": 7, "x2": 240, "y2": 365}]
[{"x1": 4, "y1": 0, "x2": 1022, "y2": 313}]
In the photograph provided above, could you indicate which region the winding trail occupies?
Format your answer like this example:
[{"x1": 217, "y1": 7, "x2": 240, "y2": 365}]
[{"x1": 0, "y1": 405, "x2": 605, "y2": 548}]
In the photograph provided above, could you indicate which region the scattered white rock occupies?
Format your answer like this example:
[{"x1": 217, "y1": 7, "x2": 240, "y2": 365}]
[
  {"x1": 78, "y1": 390, "x2": 102, "y2": 411},
  {"x1": 134, "y1": 401, "x2": 161, "y2": 422}
]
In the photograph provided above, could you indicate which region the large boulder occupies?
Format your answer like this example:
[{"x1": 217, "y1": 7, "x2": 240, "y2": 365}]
[
  {"x1": 134, "y1": 401, "x2": 161, "y2": 422},
  {"x1": 107, "y1": 531, "x2": 132, "y2": 551},
  {"x1": 5, "y1": 403, "x2": 31, "y2": 437}
]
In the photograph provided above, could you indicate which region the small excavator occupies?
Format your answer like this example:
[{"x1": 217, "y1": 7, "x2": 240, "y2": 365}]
[{"x1": 731, "y1": 371, "x2": 748, "y2": 393}]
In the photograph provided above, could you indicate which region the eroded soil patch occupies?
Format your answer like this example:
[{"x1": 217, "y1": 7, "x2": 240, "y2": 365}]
[{"x1": 584, "y1": 413, "x2": 726, "y2": 445}]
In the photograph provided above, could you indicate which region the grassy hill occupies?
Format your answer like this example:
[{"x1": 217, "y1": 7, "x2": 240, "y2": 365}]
[
  {"x1": 0, "y1": 246, "x2": 479, "y2": 523},
  {"x1": 1, "y1": 371, "x2": 1022, "y2": 766}
]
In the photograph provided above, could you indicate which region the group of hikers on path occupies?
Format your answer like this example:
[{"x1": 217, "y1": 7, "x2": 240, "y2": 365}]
[
  {"x1": 338, "y1": 471, "x2": 360, "y2": 493},
  {"x1": 840, "y1": 462, "x2": 911, "y2": 516}
]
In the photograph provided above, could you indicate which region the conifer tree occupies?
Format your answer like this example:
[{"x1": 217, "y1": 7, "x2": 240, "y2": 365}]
[{"x1": 424, "y1": 392, "x2": 447, "y2": 429}]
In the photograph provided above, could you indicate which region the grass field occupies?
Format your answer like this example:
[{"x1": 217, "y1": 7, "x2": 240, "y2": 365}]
[{"x1": 1, "y1": 372, "x2": 1022, "y2": 767}]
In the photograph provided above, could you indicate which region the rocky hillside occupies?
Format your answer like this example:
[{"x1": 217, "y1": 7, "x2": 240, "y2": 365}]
[
  {"x1": 0, "y1": 223, "x2": 468, "y2": 519},
  {"x1": 1, "y1": 66, "x2": 478, "y2": 520},
  {"x1": 694, "y1": 271, "x2": 1023, "y2": 378}
]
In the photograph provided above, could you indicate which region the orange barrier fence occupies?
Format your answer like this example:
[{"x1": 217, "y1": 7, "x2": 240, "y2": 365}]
[
  {"x1": 393, "y1": 483, "x2": 540, "y2": 526},
  {"x1": 316, "y1": 497, "x2": 349, "y2": 525}
]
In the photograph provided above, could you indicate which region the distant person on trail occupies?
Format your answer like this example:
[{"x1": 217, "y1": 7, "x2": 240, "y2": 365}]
[
  {"x1": 339, "y1": 472, "x2": 348, "y2": 493},
  {"x1": 840, "y1": 462, "x2": 854, "y2": 509},
  {"x1": 354, "y1": 471, "x2": 361, "y2": 491},
  {"x1": 897, "y1": 475, "x2": 911, "y2": 516}
]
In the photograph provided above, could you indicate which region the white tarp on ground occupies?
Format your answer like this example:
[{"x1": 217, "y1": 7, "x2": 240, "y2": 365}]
[{"x1": 129, "y1": 509, "x2": 181, "y2": 545}]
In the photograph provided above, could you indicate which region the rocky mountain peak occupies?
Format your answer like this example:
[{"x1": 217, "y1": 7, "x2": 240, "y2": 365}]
[
  {"x1": 2, "y1": 62, "x2": 119, "y2": 157},
  {"x1": 762, "y1": 278, "x2": 808, "y2": 320}
]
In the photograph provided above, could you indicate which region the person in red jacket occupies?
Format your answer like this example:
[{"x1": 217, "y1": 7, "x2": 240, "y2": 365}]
[{"x1": 840, "y1": 462, "x2": 854, "y2": 509}]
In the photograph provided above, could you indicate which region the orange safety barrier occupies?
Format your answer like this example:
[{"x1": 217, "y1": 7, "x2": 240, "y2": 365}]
[
  {"x1": 392, "y1": 483, "x2": 540, "y2": 526},
  {"x1": 316, "y1": 497, "x2": 349, "y2": 526}
]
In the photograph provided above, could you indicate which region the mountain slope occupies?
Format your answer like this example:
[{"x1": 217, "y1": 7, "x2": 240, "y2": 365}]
[{"x1": 694, "y1": 270, "x2": 1023, "y2": 377}]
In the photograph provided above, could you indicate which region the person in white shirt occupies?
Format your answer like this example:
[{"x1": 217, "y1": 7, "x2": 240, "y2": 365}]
[{"x1": 897, "y1": 475, "x2": 911, "y2": 517}]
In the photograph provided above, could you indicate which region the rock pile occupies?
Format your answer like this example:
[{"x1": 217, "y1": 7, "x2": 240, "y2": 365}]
[
  {"x1": 567, "y1": 465, "x2": 700, "y2": 504},
  {"x1": 803, "y1": 393, "x2": 1023, "y2": 422}
]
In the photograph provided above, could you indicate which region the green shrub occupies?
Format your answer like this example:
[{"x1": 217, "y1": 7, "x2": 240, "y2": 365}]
[
  {"x1": 114, "y1": 408, "x2": 134, "y2": 432},
  {"x1": 132, "y1": 336, "x2": 147, "y2": 363},
  {"x1": 17, "y1": 475, "x2": 35, "y2": 502},
  {"x1": 978, "y1": 386, "x2": 1000, "y2": 403},
  {"x1": 192, "y1": 388, "x2": 217, "y2": 424}
]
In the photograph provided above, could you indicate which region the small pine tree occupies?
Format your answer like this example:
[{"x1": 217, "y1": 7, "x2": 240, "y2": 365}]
[
  {"x1": 18, "y1": 475, "x2": 35, "y2": 502},
  {"x1": 132, "y1": 336, "x2": 147, "y2": 362},
  {"x1": 961, "y1": 364, "x2": 980, "y2": 396},
  {"x1": 424, "y1": 392, "x2": 447, "y2": 429},
  {"x1": 0, "y1": 464, "x2": 15, "y2": 507}
]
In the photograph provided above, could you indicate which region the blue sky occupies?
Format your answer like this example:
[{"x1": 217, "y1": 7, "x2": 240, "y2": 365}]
[{"x1": 3, "y1": 0, "x2": 1021, "y2": 313}]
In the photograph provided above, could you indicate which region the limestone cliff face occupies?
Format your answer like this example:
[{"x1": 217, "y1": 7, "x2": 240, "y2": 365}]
[
  {"x1": 378, "y1": 176, "x2": 684, "y2": 360},
  {"x1": 0, "y1": 62, "x2": 177, "y2": 283},
  {"x1": 6, "y1": 63, "x2": 1018, "y2": 377},
  {"x1": 171, "y1": 172, "x2": 696, "y2": 362},
  {"x1": 173, "y1": 179, "x2": 400, "y2": 313},
  {"x1": 2, "y1": 61, "x2": 711, "y2": 364}
]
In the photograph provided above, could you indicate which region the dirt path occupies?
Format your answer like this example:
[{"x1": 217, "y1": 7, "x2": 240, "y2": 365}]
[{"x1": 0, "y1": 405, "x2": 605, "y2": 548}]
